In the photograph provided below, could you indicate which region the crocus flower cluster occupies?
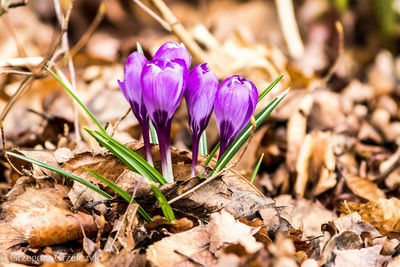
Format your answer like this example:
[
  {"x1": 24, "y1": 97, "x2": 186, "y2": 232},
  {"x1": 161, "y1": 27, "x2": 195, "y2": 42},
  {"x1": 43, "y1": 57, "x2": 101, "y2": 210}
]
[{"x1": 119, "y1": 42, "x2": 258, "y2": 182}]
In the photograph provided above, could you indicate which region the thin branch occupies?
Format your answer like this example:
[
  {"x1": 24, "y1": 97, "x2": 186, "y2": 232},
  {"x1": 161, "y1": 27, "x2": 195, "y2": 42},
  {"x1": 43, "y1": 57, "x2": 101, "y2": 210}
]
[
  {"x1": 0, "y1": 69, "x2": 32, "y2": 75},
  {"x1": 0, "y1": 0, "x2": 28, "y2": 17},
  {"x1": 131, "y1": 0, "x2": 171, "y2": 31},
  {"x1": 1, "y1": 120, "x2": 23, "y2": 177},
  {"x1": 53, "y1": 0, "x2": 81, "y2": 142},
  {"x1": 110, "y1": 107, "x2": 131, "y2": 138}
]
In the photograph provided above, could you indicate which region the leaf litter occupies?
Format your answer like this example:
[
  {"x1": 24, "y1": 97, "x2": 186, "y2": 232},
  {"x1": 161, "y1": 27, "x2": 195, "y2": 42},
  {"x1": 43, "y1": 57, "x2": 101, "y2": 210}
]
[{"x1": 1, "y1": 0, "x2": 400, "y2": 266}]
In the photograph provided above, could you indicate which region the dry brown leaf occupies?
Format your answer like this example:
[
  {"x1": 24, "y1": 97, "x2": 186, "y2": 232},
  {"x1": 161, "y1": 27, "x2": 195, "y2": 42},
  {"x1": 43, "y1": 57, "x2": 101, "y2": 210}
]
[
  {"x1": 344, "y1": 198, "x2": 400, "y2": 235},
  {"x1": 295, "y1": 131, "x2": 336, "y2": 197},
  {"x1": 165, "y1": 174, "x2": 274, "y2": 221},
  {"x1": 146, "y1": 226, "x2": 214, "y2": 267},
  {"x1": 208, "y1": 210, "x2": 263, "y2": 255},
  {"x1": 344, "y1": 175, "x2": 386, "y2": 202},
  {"x1": 274, "y1": 195, "x2": 336, "y2": 236},
  {"x1": 1, "y1": 184, "x2": 99, "y2": 248},
  {"x1": 308, "y1": 91, "x2": 347, "y2": 131},
  {"x1": 286, "y1": 94, "x2": 314, "y2": 172}
]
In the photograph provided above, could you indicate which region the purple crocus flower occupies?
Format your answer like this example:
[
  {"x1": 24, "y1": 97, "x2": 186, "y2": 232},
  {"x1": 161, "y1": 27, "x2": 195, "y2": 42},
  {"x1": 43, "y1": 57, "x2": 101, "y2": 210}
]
[
  {"x1": 185, "y1": 63, "x2": 219, "y2": 177},
  {"x1": 153, "y1": 42, "x2": 191, "y2": 70},
  {"x1": 118, "y1": 51, "x2": 153, "y2": 166},
  {"x1": 141, "y1": 58, "x2": 187, "y2": 182},
  {"x1": 214, "y1": 75, "x2": 258, "y2": 158}
]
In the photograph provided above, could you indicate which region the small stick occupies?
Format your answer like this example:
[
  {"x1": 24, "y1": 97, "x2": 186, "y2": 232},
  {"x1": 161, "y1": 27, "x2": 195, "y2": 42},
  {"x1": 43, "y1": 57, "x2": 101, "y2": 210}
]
[
  {"x1": 53, "y1": 0, "x2": 81, "y2": 142},
  {"x1": 0, "y1": 70, "x2": 32, "y2": 76},
  {"x1": 173, "y1": 250, "x2": 204, "y2": 266},
  {"x1": 0, "y1": 0, "x2": 28, "y2": 16},
  {"x1": 168, "y1": 168, "x2": 227, "y2": 204},
  {"x1": 1, "y1": 120, "x2": 23, "y2": 176},
  {"x1": 110, "y1": 107, "x2": 131, "y2": 138},
  {"x1": 131, "y1": 0, "x2": 171, "y2": 31}
]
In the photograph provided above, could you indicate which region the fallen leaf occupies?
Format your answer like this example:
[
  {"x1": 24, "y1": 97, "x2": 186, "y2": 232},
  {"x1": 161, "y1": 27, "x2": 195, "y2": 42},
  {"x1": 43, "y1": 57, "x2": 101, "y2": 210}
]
[
  {"x1": 295, "y1": 131, "x2": 336, "y2": 197},
  {"x1": 345, "y1": 175, "x2": 386, "y2": 202},
  {"x1": 208, "y1": 210, "x2": 263, "y2": 255},
  {"x1": 146, "y1": 226, "x2": 214, "y2": 267},
  {"x1": 344, "y1": 198, "x2": 400, "y2": 235},
  {"x1": 1, "y1": 184, "x2": 100, "y2": 248}
]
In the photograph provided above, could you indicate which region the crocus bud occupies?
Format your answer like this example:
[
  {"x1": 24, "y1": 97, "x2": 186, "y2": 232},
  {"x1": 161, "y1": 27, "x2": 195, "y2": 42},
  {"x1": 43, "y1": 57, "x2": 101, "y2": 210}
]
[
  {"x1": 153, "y1": 42, "x2": 191, "y2": 70},
  {"x1": 185, "y1": 63, "x2": 219, "y2": 176},
  {"x1": 141, "y1": 58, "x2": 187, "y2": 182},
  {"x1": 214, "y1": 75, "x2": 258, "y2": 158},
  {"x1": 118, "y1": 52, "x2": 153, "y2": 166}
]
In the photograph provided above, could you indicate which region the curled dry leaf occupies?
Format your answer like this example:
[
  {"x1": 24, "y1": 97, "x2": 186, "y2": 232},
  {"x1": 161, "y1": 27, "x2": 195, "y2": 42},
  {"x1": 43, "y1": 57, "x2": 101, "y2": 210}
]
[
  {"x1": 295, "y1": 131, "x2": 336, "y2": 197},
  {"x1": 286, "y1": 94, "x2": 314, "y2": 172},
  {"x1": 0, "y1": 184, "x2": 99, "y2": 249},
  {"x1": 208, "y1": 210, "x2": 263, "y2": 255},
  {"x1": 344, "y1": 175, "x2": 386, "y2": 202}
]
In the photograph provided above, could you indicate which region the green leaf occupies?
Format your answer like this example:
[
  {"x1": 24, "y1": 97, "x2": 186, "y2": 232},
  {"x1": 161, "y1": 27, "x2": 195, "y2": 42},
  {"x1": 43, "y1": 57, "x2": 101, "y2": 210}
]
[
  {"x1": 6, "y1": 151, "x2": 112, "y2": 199},
  {"x1": 86, "y1": 129, "x2": 167, "y2": 185},
  {"x1": 199, "y1": 131, "x2": 207, "y2": 156},
  {"x1": 250, "y1": 153, "x2": 264, "y2": 184},
  {"x1": 45, "y1": 67, "x2": 106, "y2": 134},
  {"x1": 82, "y1": 166, "x2": 152, "y2": 222},
  {"x1": 150, "y1": 184, "x2": 175, "y2": 222},
  {"x1": 205, "y1": 75, "x2": 284, "y2": 166},
  {"x1": 210, "y1": 89, "x2": 289, "y2": 175},
  {"x1": 258, "y1": 74, "x2": 283, "y2": 102}
]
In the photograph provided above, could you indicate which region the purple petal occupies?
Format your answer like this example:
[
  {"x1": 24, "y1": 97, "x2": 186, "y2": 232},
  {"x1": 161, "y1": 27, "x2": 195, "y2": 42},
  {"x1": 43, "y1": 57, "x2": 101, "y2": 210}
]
[
  {"x1": 141, "y1": 58, "x2": 186, "y2": 128},
  {"x1": 214, "y1": 75, "x2": 258, "y2": 154},
  {"x1": 119, "y1": 51, "x2": 148, "y2": 122},
  {"x1": 153, "y1": 42, "x2": 191, "y2": 70},
  {"x1": 185, "y1": 63, "x2": 219, "y2": 136}
]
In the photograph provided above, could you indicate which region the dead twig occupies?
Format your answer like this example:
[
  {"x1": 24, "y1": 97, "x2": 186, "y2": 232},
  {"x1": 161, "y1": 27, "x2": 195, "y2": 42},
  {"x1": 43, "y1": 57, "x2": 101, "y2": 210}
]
[
  {"x1": 131, "y1": 0, "x2": 171, "y2": 31},
  {"x1": 110, "y1": 107, "x2": 131, "y2": 138},
  {"x1": 0, "y1": 120, "x2": 23, "y2": 177},
  {"x1": 0, "y1": 0, "x2": 28, "y2": 17},
  {"x1": 173, "y1": 249, "x2": 204, "y2": 266},
  {"x1": 0, "y1": 69, "x2": 32, "y2": 75},
  {"x1": 53, "y1": 0, "x2": 81, "y2": 142}
]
